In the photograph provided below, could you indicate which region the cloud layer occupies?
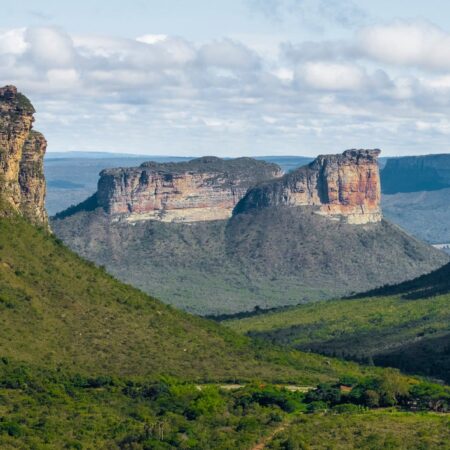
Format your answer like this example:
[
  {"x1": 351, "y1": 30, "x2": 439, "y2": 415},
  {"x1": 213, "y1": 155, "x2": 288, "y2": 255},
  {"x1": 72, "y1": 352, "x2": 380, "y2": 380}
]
[{"x1": 2, "y1": 21, "x2": 450, "y2": 156}]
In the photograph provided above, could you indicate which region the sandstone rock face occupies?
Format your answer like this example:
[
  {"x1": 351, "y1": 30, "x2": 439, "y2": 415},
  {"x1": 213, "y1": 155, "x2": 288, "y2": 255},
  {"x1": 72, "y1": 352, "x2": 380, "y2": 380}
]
[
  {"x1": 0, "y1": 86, "x2": 48, "y2": 226},
  {"x1": 96, "y1": 157, "x2": 282, "y2": 222},
  {"x1": 234, "y1": 149, "x2": 382, "y2": 225}
]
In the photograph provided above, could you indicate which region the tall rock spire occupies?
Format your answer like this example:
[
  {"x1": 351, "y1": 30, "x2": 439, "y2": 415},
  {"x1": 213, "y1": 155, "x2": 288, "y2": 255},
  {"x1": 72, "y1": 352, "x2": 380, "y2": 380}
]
[{"x1": 0, "y1": 86, "x2": 48, "y2": 226}]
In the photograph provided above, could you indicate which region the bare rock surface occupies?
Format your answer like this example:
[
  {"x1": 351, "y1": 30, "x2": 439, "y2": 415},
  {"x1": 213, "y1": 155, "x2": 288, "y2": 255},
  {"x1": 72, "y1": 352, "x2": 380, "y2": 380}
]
[
  {"x1": 235, "y1": 149, "x2": 381, "y2": 225},
  {"x1": 0, "y1": 86, "x2": 48, "y2": 226},
  {"x1": 95, "y1": 156, "x2": 283, "y2": 222}
]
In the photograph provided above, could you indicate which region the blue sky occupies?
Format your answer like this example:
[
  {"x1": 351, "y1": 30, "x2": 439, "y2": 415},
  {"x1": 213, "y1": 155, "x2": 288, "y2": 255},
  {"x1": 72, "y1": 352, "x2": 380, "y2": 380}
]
[{"x1": 2, "y1": 0, "x2": 450, "y2": 156}]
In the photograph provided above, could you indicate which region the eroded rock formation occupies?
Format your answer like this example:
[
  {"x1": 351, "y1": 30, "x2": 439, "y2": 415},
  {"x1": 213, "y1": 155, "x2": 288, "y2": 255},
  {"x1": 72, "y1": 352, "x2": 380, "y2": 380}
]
[
  {"x1": 95, "y1": 157, "x2": 282, "y2": 222},
  {"x1": 0, "y1": 85, "x2": 48, "y2": 226},
  {"x1": 234, "y1": 149, "x2": 382, "y2": 224}
]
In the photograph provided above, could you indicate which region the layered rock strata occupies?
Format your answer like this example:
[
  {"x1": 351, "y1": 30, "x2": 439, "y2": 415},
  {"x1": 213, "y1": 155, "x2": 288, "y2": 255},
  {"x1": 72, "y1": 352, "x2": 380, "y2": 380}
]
[
  {"x1": 95, "y1": 157, "x2": 283, "y2": 222},
  {"x1": 234, "y1": 149, "x2": 382, "y2": 225},
  {"x1": 0, "y1": 85, "x2": 48, "y2": 226}
]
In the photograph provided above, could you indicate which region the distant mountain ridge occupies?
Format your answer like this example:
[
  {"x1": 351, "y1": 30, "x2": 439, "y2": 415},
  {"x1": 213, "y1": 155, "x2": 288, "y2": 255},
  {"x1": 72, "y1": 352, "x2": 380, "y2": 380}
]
[{"x1": 381, "y1": 154, "x2": 450, "y2": 194}]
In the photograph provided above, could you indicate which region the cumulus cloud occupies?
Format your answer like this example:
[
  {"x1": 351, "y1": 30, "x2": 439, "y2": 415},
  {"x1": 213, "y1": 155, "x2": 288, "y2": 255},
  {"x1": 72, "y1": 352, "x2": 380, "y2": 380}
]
[
  {"x1": 358, "y1": 21, "x2": 450, "y2": 71},
  {"x1": 0, "y1": 28, "x2": 28, "y2": 55},
  {"x1": 24, "y1": 27, "x2": 76, "y2": 69},
  {"x1": 297, "y1": 62, "x2": 367, "y2": 91},
  {"x1": 1, "y1": 23, "x2": 450, "y2": 155}
]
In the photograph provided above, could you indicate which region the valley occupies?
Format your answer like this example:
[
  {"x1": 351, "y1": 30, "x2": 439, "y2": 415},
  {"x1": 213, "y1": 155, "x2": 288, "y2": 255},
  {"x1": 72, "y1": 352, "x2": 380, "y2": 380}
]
[
  {"x1": 0, "y1": 86, "x2": 448, "y2": 449},
  {"x1": 225, "y1": 261, "x2": 450, "y2": 383}
]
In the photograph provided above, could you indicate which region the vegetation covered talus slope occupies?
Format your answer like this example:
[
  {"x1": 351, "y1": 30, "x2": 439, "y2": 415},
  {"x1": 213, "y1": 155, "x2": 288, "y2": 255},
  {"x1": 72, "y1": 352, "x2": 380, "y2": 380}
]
[
  {"x1": 226, "y1": 261, "x2": 450, "y2": 382},
  {"x1": 51, "y1": 206, "x2": 448, "y2": 315}
]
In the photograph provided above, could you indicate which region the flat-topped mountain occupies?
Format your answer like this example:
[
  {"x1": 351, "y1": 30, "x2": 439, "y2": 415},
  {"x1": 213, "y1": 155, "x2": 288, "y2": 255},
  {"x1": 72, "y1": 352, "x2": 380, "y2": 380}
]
[
  {"x1": 52, "y1": 149, "x2": 448, "y2": 315},
  {"x1": 86, "y1": 156, "x2": 282, "y2": 223},
  {"x1": 381, "y1": 154, "x2": 450, "y2": 194},
  {"x1": 235, "y1": 149, "x2": 381, "y2": 225},
  {"x1": 0, "y1": 85, "x2": 47, "y2": 226}
]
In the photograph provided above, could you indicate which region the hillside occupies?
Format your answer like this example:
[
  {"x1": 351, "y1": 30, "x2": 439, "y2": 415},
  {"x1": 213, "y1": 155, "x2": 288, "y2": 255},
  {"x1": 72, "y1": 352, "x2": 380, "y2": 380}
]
[
  {"x1": 267, "y1": 411, "x2": 450, "y2": 449},
  {"x1": 1, "y1": 210, "x2": 374, "y2": 383},
  {"x1": 226, "y1": 261, "x2": 450, "y2": 382},
  {"x1": 382, "y1": 188, "x2": 450, "y2": 244},
  {"x1": 52, "y1": 205, "x2": 448, "y2": 315}
]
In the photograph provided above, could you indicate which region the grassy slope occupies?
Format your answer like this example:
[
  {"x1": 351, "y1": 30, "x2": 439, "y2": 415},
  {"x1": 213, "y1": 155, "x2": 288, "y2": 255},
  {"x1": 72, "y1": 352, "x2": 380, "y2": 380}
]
[
  {"x1": 50, "y1": 206, "x2": 448, "y2": 315},
  {"x1": 0, "y1": 212, "x2": 380, "y2": 384},
  {"x1": 268, "y1": 411, "x2": 450, "y2": 450},
  {"x1": 3, "y1": 210, "x2": 438, "y2": 449},
  {"x1": 226, "y1": 268, "x2": 450, "y2": 382}
]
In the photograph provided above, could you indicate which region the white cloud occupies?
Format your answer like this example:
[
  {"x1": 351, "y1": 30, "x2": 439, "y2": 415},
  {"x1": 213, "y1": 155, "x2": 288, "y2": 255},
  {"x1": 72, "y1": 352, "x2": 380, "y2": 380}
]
[
  {"x1": 0, "y1": 28, "x2": 28, "y2": 55},
  {"x1": 46, "y1": 69, "x2": 80, "y2": 89},
  {"x1": 358, "y1": 21, "x2": 450, "y2": 71},
  {"x1": 299, "y1": 62, "x2": 366, "y2": 91},
  {"x1": 2, "y1": 23, "x2": 450, "y2": 156},
  {"x1": 24, "y1": 27, "x2": 76, "y2": 69},
  {"x1": 136, "y1": 34, "x2": 168, "y2": 45}
]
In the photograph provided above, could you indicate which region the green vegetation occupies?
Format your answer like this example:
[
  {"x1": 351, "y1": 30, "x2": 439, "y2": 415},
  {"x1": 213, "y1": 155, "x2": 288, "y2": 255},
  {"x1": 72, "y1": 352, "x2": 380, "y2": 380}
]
[
  {"x1": 226, "y1": 266, "x2": 450, "y2": 382},
  {"x1": 15, "y1": 93, "x2": 35, "y2": 114},
  {"x1": 0, "y1": 212, "x2": 447, "y2": 449},
  {"x1": 51, "y1": 206, "x2": 448, "y2": 315},
  {"x1": 0, "y1": 211, "x2": 389, "y2": 383},
  {"x1": 0, "y1": 360, "x2": 448, "y2": 449},
  {"x1": 267, "y1": 411, "x2": 450, "y2": 450},
  {"x1": 0, "y1": 361, "x2": 305, "y2": 449}
]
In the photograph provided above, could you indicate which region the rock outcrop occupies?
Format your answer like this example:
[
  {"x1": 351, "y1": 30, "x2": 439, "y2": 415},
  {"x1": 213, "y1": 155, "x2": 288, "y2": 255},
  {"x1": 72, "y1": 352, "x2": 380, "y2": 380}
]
[
  {"x1": 0, "y1": 85, "x2": 48, "y2": 226},
  {"x1": 94, "y1": 157, "x2": 282, "y2": 222},
  {"x1": 234, "y1": 149, "x2": 382, "y2": 225}
]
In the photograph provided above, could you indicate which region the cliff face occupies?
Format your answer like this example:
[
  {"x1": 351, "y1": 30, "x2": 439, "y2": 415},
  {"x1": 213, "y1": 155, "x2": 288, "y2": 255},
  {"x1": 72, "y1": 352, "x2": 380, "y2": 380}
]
[
  {"x1": 381, "y1": 154, "x2": 450, "y2": 194},
  {"x1": 95, "y1": 157, "x2": 282, "y2": 222},
  {"x1": 235, "y1": 149, "x2": 382, "y2": 225},
  {"x1": 0, "y1": 86, "x2": 48, "y2": 226}
]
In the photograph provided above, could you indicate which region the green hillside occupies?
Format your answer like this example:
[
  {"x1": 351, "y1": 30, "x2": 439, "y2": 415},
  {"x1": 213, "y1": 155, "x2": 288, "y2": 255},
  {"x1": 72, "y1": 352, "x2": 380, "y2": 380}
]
[
  {"x1": 268, "y1": 411, "x2": 450, "y2": 450},
  {"x1": 4, "y1": 209, "x2": 450, "y2": 448},
  {"x1": 51, "y1": 206, "x2": 448, "y2": 315},
  {"x1": 225, "y1": 265, "x2": 450, "y2": 382},
  {"x1": 1, "y1": 205, "x2": 450, "y2": 449},
  {"x1": 0, "y1": 210, "x2": 375, "y2": 384}
]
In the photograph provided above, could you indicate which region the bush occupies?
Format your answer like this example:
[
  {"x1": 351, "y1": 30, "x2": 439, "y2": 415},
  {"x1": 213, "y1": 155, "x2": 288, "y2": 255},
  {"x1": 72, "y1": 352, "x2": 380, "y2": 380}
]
[{"x1": 306, "y1": 401, "x2": 327, "y2": 414}]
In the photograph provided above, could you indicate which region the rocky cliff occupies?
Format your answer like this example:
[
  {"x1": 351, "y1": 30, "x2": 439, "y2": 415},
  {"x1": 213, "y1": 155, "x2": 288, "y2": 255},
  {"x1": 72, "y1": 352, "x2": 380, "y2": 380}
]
[
  {"x1": 381, "y1": 154, "x2": 450, "y2": 194},
  {"x1": 94, "y1": 156, "x2": 282, "y2": 222},
  {"x1": 0, "y1": 85, "x2": 48, "y2": 226},
  {"x1": 234, "y1": 149, "x2": 382, "y2": 225}
]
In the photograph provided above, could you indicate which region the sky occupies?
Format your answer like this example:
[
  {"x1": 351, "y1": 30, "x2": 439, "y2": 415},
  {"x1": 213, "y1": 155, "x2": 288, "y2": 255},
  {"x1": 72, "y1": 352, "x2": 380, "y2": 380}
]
[{"x1": 3, "y1": 1, "x2": 450, "y2": 156}]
